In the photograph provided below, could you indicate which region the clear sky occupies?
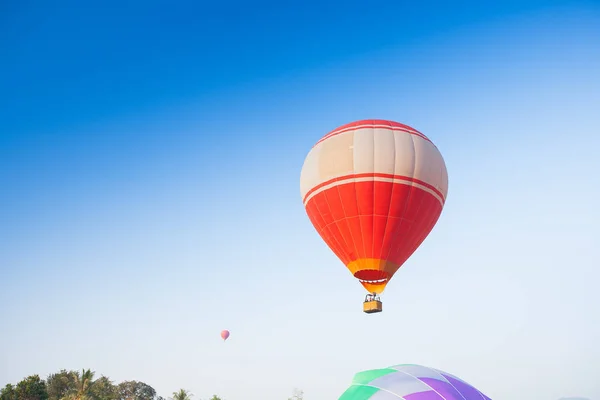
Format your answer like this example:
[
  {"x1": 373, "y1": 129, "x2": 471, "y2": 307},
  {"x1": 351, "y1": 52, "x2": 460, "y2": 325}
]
[{"x1": 1, "y1": 1, "x2": 599, "y2": 399}]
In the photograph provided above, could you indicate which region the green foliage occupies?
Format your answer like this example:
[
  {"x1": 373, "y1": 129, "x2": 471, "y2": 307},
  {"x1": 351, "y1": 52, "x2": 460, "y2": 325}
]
[
  {"x1": 116, "y1": 381, "x2": 156, "y2": 400},
  {"x1": 76, "y1": 369, "x2": 95, "y2": 400},
  {"x1": 1, "y1": 370, "x2": 228, "y2": 400},
  {"x1": 46, "y1": 371, "x2": 76, "y2": 400},
  {"x1": 170, "y1": 390, "x2": 191, "y2": 400},
  {"x1": 0, "y1": 384, "x2": 17, "y2": 400},
  {"x1": 60, "y1": 369, "x2": 96, "y2": 400},
  {"x1": 88, "y1": 377, "x2": 117, "y2": 400},
  {"x1": 15, "y1": 376, "x2": 48, "y2": 400},
  {"x1": 1, "y1": 376, "x2": 48, "y2": 400}
]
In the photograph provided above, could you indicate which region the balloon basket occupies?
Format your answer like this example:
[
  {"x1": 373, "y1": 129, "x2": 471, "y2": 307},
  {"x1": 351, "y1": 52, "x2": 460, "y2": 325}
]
[{"x1": 363, "y1": 300, "x2": 383, "y2": 314}]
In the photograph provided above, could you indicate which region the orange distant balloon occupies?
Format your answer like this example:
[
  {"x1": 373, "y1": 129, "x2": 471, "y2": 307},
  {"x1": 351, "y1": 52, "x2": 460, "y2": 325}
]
[{"x1": 300, "y1": 119, "x2": 448, "y2": 298}]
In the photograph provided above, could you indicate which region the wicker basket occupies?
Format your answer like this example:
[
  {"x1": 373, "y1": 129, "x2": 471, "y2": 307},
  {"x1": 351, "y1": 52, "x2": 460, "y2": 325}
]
[{"x1": 363, "y1": 300, "x2": 383, "y2": 314}]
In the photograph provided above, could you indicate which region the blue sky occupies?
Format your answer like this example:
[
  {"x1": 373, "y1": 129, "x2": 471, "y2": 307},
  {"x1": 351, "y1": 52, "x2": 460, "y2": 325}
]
[{"x1": 1, "y1": 1, "x2": 599, "y2": 399}]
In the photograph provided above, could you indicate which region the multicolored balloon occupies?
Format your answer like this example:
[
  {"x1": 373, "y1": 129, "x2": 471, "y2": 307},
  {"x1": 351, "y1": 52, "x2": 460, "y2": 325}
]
[
  {"x1": 338, "y1": 364, "x2": 490, "y2": 399},
  {"x1": 220, "y1": 330, "x2": 230, "y2": 341},
  {"x1": 300, "y1": 120, "x2": 448, "y2": 295}
]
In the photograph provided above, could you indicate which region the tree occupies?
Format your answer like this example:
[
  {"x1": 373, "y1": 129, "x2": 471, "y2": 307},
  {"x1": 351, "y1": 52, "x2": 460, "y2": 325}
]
[
  {"x1": 170, "y1": 390, "x2": 191, "y2": 400},
  {"x1": 88, "y1": 377, "x2": 117, "y2": 400},
  {"x1": 46, "y1": 370, "x2": 76, "y2": 400},
  {"x1": 116, "y1": 382, "x2": 156, "y2": 400},
  {"x1": 62, "y1": 369, "x2": 96, "y2": 400},
  {"x1": 0, "y1": 384, "x2": 17, "y2": 400},
  {"x1": 288, "y1": 388, "x2": 303, "y2": 400},
  {"x1": 15, "y1": 375, "x2": 48, "y2": 400},
  {"x1": 207, "y1": 396, "x2": 222, "y2": 400}
]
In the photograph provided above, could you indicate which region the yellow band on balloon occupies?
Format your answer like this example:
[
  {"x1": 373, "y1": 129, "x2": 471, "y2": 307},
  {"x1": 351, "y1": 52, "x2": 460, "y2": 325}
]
[{"x1": 346, "y1": 258, "x2": 400, "y2": 294}]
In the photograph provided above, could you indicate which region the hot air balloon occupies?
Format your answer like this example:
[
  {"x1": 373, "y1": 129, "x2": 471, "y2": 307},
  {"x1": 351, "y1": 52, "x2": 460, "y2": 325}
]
[
  {"x1": 220, "y1": 330, "x2": 230, "y2": 341},
  {"x1": 300, "y1": 120, "x2": 448, "y2": 313},
  {"x1": 338, "y1": 364, "x2": 490, "y2": 399}
]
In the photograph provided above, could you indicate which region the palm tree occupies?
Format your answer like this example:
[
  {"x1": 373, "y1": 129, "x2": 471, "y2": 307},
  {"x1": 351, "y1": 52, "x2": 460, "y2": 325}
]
[
  {"x1": 62, "y1": 370, "x2": 95, "y2": 400},
  {"x1": 170, "y1": 390, "x2": 192, "y2": 400}
]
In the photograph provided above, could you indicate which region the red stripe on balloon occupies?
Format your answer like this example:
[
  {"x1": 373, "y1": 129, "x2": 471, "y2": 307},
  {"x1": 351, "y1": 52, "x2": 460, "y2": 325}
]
[
  {"x1": 303, "y1": 173, "x2": 445, "y2": 206},
  {"x1": 314, "y1": 119, "x2": 432, "y2": 147}
]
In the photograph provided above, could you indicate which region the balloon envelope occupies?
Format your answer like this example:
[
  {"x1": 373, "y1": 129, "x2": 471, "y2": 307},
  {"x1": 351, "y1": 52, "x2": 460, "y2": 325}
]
[
  {"x1": 220, "y1": 330, "x2": 230, "y2": 341},
  {"x1": 338, "y1": 364, "x2": 490, "y2": 400},
  {"x1": 300, "y1": 120, "x2": 448, "y2": 294}
]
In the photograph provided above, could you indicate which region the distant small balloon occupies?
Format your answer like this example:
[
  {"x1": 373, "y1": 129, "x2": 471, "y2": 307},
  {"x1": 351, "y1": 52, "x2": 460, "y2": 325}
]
[{"x1": 220, "y1": 330, "x2": 230, "y2": 341}]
